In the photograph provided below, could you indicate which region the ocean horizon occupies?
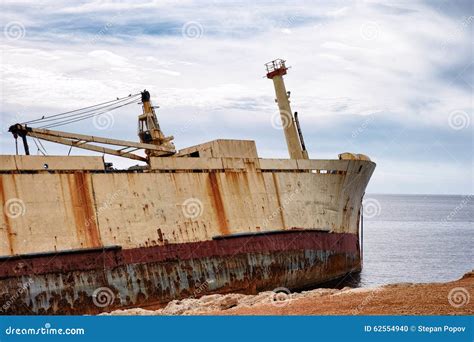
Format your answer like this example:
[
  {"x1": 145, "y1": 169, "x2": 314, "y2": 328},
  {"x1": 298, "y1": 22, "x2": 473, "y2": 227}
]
[{"x1": 356, "y1": 194, "x2": 473, "y2": 287}]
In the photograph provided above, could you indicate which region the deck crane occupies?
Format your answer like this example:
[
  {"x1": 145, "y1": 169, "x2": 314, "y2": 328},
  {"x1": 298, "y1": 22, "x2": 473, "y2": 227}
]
[{"x1": 9, "y1": 90, "x2": 176, "y2": 163}]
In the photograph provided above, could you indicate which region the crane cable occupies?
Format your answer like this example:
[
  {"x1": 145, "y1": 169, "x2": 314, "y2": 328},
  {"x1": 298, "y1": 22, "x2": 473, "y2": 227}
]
[
  {"x1": 22, "y1": 93, "x2": 141, "y2": 127},
  {"x1": 37, "y1": 138, "x2": 48, "y2": 154},
  {"x1": 38, "y1": 97, "x2": 139, "y2": 129},
  {"x1": 28, "y1": 95, "x2": 140, "y2": 126},
  {"x1": 33, "y1": 138, "x2": 46, "y2": 155}
]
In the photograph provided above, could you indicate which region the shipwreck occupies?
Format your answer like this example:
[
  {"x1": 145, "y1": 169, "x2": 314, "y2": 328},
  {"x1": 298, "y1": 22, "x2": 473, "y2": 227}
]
[{"x1": 0, "y1": 59, "x2": 375, "y2": 314}]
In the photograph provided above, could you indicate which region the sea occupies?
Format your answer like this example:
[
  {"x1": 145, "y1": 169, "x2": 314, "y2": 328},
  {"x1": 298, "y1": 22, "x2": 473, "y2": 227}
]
[{"x1": 355, "y1": 194, "x2": 473, "y2": 287}]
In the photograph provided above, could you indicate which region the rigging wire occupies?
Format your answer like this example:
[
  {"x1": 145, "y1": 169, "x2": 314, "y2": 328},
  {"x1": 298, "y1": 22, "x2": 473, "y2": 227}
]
[
  {"x1": 37, "y1": 98, "x2": 139, "y2": 128},
  {"x1": 33, "y1": 138, "x2": 46, "y2": 155},
  {"x1": 33, "y1": 137, "x2": 47, "y2": 155},
  {"x1": 22, "y1": 93, "x2": 140, "y2": 125},
  {"x1": 37, "y1": 138, "x2": 48, "y2": 155},
  {"x1": 25, "y1": 95, "x2": 141, "y2": 126},
  {"x1": 38, "y1": 98, "x2": 139, "y2": 129}
]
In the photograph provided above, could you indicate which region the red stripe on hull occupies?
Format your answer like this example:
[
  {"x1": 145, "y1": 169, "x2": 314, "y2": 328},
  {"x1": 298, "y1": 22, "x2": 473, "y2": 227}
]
[
  {"x1": 0, "y1": 230, "x2": 361, "y2": 314},
  {"x1": 0, "y1": 230, "x2": 358, "y2": 278}
]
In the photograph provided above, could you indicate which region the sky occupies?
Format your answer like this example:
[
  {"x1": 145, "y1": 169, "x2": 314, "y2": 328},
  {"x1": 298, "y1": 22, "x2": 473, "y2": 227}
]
[{"x1": 0, "y1": 0, "x2": 472, "y2": 195}]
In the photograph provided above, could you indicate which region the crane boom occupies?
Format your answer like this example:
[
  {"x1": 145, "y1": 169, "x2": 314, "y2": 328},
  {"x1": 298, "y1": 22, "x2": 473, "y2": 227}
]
[
  {"x1": 8, "y1": 90, "x2": 176, "y2": 163},
  {"x1": 8, "y1": 124, "x2": 175, "y2": 162}
]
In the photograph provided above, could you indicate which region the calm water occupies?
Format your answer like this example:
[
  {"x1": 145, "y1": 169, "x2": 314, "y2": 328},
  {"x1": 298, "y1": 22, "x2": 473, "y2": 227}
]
[{"x1": 356, "y1": 194, "x2": 473, "y2": 287}]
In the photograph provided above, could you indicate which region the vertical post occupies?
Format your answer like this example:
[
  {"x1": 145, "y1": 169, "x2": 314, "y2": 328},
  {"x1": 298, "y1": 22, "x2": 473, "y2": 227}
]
[
  {"x1": 21, "y1": 134, "x2": 30, "y2": 155},
  {"x1": 360, "y1": 205, "x2": 364, "y2": 266},
  {"x1": 9, "y1": 124, "x2": 30, "y2": 155},
  {"x1": 265, "y1": 59, "x2": 308, "y2": 160}
]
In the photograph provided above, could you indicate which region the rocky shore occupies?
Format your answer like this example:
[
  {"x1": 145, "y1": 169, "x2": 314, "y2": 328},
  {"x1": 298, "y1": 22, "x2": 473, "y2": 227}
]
[{"x1": 106, "y1": 271, "x2": 473, "y2": 316}]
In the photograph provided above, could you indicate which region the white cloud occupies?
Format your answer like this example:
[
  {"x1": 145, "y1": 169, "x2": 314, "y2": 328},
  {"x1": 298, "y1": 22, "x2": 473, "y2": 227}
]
[{"x1": 0, "y1": 0, "x2": 472, "y2": 193}]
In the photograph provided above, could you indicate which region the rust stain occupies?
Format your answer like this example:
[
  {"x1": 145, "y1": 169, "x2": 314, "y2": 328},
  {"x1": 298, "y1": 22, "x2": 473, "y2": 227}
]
[
  {"x1": 0, "y1": 176, "x2": 14, "y2": 254},
  {"x1": 271, "y1": 173, "x2": 286, "y2": 228},
  {"x1": 341, "y1": 197, "x2": 351, "y2": 231},
  {"x1": 68, "y1": 172, "x2": 101, "y2": 248},
  {"x1": 157, "y1": 228, "x2": 164, "y2": 244},
  {"x1": 0, "y1": 231, "x2": 359, "y2": 314},
  {"x1": 126, "y1": 173, "x2": 135, "y2": 185},
  {"x1": 208, "y1": 172, "x2": 230, "y2": 236}
]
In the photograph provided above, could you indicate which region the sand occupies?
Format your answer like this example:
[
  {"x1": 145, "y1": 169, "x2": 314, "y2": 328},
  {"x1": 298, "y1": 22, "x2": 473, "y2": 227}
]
[{"x1": 105, "y1": 271, "x2": 473, "y2": 316}]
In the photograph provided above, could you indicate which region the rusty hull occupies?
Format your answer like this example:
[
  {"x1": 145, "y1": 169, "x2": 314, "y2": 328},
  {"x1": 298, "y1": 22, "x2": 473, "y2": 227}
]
[
  {"x1": 0, "y1": 230, "x2": 360, "y2": 315},
  {"x1": 0, "y1": 157, "x2": 375, "y2": 256},
  {"x1": 0, "y1": 152, "x2": 375, "y2": 315}
]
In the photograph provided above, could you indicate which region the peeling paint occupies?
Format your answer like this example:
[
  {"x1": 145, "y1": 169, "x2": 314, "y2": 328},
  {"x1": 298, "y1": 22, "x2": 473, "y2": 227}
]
[
  {"x1": 0, "y1": 157, "x2": 375, "y2": 315},
  {"x1": 0, "y1": 231, "x2": 359, "y2": 314}
]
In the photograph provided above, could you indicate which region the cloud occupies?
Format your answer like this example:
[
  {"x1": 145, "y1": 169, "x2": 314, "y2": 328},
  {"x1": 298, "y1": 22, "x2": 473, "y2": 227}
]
[{"x1": 0, "y1": 0, "x2": 472, "y2": 194}]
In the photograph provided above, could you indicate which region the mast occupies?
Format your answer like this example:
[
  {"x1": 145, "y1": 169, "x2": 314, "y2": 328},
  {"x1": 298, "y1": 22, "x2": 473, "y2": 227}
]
[{"x1": 265, "y1": 59, "x2": 309, "y2": 159}]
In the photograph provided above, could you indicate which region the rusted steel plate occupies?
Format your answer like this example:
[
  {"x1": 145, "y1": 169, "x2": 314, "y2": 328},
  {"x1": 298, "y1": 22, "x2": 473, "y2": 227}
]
[
  {"x1": 0, "y1": 155, "x2": 105, "y2": 171},
  {"x1": 0, "y1": 231, "x2": 359, "y2": 315},
  {"x1": 0, "y1": 160, "x2": 375, "y2": 257},
  {"x1": 0, "y1": 247, "x2": 122, "y2": 279},
  {"x1": 0, "y1": 231, "x2": 357, "y2": 278}
]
